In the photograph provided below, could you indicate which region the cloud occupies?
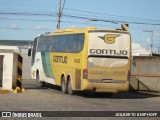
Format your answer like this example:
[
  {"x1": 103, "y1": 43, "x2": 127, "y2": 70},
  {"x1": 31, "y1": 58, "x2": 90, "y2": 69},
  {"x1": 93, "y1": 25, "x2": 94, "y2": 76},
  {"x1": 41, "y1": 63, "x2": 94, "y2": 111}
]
[
  {"x1": 132, "y1": 42, "x2": 150, "y2": 55},
  {"x1": 7, "y1": 24, "x2": 21, "y2": 30},
  {"x1": 30, "y1": 25, "x2": 50, "y2": 30},
  {"x1": 132, "y1": 43, "x2": 147, "y2": 51}
]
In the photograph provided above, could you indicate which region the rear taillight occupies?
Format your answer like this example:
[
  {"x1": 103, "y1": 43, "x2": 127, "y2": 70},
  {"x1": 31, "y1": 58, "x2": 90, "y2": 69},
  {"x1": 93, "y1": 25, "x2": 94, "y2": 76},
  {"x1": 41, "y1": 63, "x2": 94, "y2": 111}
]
[{"x1": 83, "y1": 69, "x2": 88, "y2": 79}]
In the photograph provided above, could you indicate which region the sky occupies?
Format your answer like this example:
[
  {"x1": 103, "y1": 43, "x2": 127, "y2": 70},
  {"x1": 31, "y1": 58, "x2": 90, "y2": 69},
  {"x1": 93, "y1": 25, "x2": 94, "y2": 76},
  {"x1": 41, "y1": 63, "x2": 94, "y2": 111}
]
[{"x1": 0, "y1": 0, "x2": 160, "y2": 52}]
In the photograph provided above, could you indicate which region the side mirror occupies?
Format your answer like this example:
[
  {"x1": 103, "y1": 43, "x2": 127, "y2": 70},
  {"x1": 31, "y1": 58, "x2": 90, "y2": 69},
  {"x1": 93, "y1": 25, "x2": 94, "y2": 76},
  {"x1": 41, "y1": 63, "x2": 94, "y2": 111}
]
[{"x1": 28, "y1": 48, "x2": 32, "y2": 56}]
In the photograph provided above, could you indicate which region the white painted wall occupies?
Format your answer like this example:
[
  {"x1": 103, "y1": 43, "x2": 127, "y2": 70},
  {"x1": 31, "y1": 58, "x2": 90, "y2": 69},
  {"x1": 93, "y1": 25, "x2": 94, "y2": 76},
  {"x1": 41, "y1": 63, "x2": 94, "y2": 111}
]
[
  {"x1": 0, "y1": 46, "x2": 19, "y2": 53},
  {"x1": 0, "y1": 52, "x2": 17, "y2": 90}
]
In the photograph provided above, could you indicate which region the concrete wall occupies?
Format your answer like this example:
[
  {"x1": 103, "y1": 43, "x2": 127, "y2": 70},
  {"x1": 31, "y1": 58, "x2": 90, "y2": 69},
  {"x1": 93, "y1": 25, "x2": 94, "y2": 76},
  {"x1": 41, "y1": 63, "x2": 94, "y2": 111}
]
[
  {"x1": 0, "y1": 52, "x2": 17, "y2": 90},
  {"x1": 0, "y1": 48, "x2": 31, "y2": 89},
  {"x1": 130, "y1": 56, "x2": 160, "y2": 92},
  {"x1": 0, "y1": 55, "x2": 3, "y2": 87}
]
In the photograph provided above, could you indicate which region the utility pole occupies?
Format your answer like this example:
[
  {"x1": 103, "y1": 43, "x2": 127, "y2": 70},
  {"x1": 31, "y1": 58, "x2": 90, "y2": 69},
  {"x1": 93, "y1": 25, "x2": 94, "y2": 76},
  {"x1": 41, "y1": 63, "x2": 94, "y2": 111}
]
[
  {"x1": 158, "y1": 36, "x2": 160, "y2": 54},
  {"x1": 57, "y1": 0, "x2": 61, "y2": 29},
  {"x1": 158, "y1": 43, "x2": 160, "y2": 54},
  {"x1": 143, "y1": 30, "x2": 153, "y2": 56}
]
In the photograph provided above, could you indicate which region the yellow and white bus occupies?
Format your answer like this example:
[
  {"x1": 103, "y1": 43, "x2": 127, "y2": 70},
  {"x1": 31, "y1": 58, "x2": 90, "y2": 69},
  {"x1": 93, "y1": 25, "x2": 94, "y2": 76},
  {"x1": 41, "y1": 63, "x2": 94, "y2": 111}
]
[{"x1": 29, "y1": 24, "x2": 131, "y2": 95}]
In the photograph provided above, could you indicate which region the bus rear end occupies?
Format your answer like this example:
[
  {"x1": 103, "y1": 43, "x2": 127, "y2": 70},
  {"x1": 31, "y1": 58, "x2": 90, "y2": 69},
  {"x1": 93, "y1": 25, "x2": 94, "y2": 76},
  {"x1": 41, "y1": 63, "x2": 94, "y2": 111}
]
[{"x1": 83, "y1": 30, "x2": 131, "y2": 93}]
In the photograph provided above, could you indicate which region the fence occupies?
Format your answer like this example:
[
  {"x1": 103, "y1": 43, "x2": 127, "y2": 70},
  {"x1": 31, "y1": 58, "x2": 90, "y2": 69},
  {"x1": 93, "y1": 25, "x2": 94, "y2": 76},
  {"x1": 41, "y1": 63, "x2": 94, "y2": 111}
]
[{"x1": 130, "y1": 58, "x2": 160, "y2": 92}]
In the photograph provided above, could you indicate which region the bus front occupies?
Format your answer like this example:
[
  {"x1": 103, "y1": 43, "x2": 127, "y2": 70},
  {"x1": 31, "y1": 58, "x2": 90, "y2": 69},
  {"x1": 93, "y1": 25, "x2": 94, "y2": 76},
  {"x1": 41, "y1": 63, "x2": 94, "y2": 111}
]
[{"x1": 83, "y1": 30, "x2": 131, "y2": 93}]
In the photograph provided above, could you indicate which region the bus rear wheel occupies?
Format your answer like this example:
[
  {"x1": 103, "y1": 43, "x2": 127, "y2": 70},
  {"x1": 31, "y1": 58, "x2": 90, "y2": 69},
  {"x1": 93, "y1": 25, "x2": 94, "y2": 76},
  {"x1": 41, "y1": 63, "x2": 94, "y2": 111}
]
[
  {"x1": 68, "y1": 78, "x2": 75, "y2": 95},
  {"x1": 61, "y1": 76, "x2": 68, "y2": 94}
]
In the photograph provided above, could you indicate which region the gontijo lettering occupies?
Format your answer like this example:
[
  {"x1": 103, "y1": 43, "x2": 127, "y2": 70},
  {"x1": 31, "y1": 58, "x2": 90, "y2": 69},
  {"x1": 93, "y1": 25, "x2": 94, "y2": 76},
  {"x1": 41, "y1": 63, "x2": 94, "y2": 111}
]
[
  {"x1": 90, "y1": 49, "x2": 128, "y2": 56},
  {"x1": 53, "y1": 56, "x2": 67, "y2": 64}
]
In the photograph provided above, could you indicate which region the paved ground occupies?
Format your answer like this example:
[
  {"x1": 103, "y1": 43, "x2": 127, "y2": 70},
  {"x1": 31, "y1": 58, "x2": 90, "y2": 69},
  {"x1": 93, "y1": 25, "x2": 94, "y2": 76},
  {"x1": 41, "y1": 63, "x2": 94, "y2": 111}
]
[{"x1": 0, "y1": 79, "x2": 160, "y2": 120}]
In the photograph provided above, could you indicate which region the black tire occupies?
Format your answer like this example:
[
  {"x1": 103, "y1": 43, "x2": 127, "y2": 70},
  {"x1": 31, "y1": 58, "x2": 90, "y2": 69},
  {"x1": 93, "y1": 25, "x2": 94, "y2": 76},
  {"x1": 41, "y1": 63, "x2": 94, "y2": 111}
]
[
  {"x1": 61, "y1": 76, "x2": 68, "y2": 94},
  {"x1": 68, "y1": 78, "x2": 75, "y2": 95},
  {"x1": 36, "y1": 72, "x2": 45, "y2": 87}
]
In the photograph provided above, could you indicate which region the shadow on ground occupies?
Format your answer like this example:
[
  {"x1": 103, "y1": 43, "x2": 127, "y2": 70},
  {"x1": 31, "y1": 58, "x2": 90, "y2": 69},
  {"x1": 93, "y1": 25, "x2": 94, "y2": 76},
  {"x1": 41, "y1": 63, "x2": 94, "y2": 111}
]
[{"x1": 23, "y1": 80, "x2": 160, "y2": 99}]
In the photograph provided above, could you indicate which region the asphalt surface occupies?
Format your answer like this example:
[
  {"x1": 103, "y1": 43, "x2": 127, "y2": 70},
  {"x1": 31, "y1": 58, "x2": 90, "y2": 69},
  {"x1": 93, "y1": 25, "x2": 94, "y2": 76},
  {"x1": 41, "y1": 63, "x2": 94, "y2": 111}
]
[{"x1": 0, "y1": 79, "x2": 160, "y2": 120}]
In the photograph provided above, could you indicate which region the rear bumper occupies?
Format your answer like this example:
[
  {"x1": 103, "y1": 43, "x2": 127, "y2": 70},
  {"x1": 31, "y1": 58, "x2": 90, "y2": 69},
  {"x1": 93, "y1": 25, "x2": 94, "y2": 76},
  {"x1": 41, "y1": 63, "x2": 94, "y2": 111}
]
[{"x1": 82, "y1": 79, "x2": 129, "y2": 93}]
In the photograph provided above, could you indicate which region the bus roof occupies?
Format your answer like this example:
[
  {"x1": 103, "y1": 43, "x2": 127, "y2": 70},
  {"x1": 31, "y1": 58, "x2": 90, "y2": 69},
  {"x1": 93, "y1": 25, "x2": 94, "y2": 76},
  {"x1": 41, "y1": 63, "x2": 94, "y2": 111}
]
[
  {"x1": 49, "y1": 26, "x2": 129, "y2": 36},
  {"x1": 51, "y1": 27, "x2": 96, "y2": 35}
]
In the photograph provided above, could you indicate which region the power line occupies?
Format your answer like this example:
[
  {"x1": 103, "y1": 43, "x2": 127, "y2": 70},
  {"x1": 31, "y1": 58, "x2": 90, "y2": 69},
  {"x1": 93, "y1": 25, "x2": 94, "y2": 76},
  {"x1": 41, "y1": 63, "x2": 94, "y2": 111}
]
[
  {"x1": 1, "y1": 16, "x2": 160, "y2": 31},
  {"x1": 63, "y1": 13, "x2": 160, "y2": 26},
  {"x1": 0, "y1": 17, "x2": 113, "y2": 27},
  {"x1": 61, "y1": 0, "x2": 66, "y2": 14},
  {"x1": 0, "y1": 12, "x2": 57, "y2": 17},
  {"x1": 0, "y1": 17, "x2": 56, "y2": 22},
  {"x1": 63, "y1": 14, "x2": 118, "y2": 24},
  {"x1": 64, "y1": 8, "x2": 160, "y2": 23},
  {"x1": 1, "y1": 11, "x2": 160, "y2": 26},
  {"x1": 63, "y1": 11, "x2": 160, "y2": 29}
]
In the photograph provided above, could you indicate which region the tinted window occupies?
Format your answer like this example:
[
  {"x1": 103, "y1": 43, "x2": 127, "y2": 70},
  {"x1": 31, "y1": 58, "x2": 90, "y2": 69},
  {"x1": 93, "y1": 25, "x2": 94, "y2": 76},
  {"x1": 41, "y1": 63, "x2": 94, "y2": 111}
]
[{"x1": 37, "y1": 34, "x2": 84, "y2": 53}]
